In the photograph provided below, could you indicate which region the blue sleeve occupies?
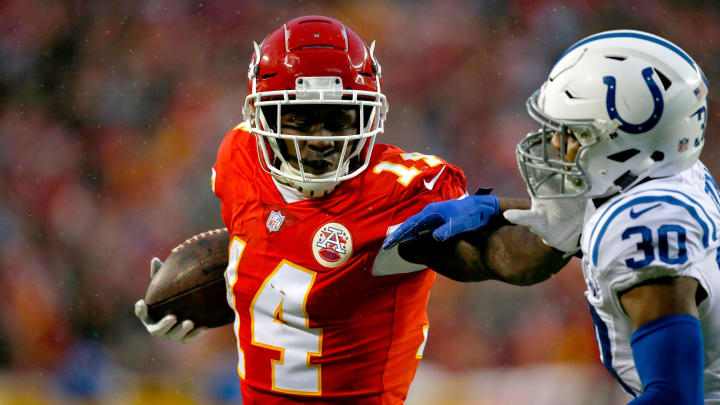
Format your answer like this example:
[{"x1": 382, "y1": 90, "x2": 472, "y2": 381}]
[{"x1": 628, "y1": 313, "x2": 704, "y2": 405}]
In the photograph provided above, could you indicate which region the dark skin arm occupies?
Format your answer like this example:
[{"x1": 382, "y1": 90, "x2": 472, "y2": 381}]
[
  {"x1": 398, "y1": 197, "x2": 571, "y2": 286},
  {"x1": 620, "y1": 276, "x2": 701, "y2": 329}
]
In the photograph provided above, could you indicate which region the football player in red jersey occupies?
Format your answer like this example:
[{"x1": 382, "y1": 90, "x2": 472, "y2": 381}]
[{"x1": 135, "y1": 16, "x2": 567, "y2": 404}]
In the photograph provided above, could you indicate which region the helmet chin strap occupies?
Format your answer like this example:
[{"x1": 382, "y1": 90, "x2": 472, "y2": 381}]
[{"x1": 275, "y1": 160, "x2": 349, "y2": 197}]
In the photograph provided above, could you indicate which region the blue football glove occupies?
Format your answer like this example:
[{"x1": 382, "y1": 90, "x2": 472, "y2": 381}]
[{"x1": 382, "y1": 189, "x2": 499, "y2": 250}]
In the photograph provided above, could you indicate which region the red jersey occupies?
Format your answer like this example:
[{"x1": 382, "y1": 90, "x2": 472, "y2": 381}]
[{"x1": 212, "y1": 122, "x2": 466, "y2": 404}]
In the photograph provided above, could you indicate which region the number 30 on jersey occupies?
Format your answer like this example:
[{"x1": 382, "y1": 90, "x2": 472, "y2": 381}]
[{"x1": 622, "y1": 224, "x2": 688, "y2": 269}]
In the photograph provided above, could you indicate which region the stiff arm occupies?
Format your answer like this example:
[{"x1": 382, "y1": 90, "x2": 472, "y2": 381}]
[{"x1": 398, "y1": 197, "x2": 571, "y2": 285}]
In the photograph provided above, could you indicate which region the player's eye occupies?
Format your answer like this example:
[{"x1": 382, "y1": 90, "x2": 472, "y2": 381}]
[
  {"x1": 288, "y1": 115, "x2": 306, "y2": 124},
  {"x1": 324, "y1": 112, "x2": 358, "y2": 132},
  {"x1": 324, "y1": 120, "x2": 354, "y2": 132},
  {"x1": 283, "y1": 115, "x2": 310, "y2": 130},
  {"x1": 563, "y1": 127, "x2": 578, "y2": 140}
]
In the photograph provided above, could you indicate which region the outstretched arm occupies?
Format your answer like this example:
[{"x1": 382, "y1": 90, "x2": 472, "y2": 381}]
[{"x1": 397, "y1": 197, "x2": 570, "y2": 285}]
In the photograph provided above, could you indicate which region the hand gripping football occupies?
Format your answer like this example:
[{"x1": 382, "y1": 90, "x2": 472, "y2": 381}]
[{"x1": 144, "y1": 228, "x2": 234, "y2": 328}]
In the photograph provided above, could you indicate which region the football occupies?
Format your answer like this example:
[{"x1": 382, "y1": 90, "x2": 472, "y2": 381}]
[{"x1": 144, "y1": 228, "x2": 234, "y2": 328}]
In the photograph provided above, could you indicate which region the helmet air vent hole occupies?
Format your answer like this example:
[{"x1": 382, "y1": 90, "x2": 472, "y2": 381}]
[
  {"x1": 299, "y1": 19, "x2": 331, "y2": 25},
  {"x1": 565, "y1": 90, "x2": 580, "y2": 99},
  {"x1": 299, "y1": 45, "x2": 338, "y2": 50},
  {"x1": 359, "y1": 72, "x2": 373, "y2": 78},
  {"x1": 262, "y1": 73, "x2": 277, "y2": 80},
  {"x1": 607, "y1": 148, "x2": 640, "y2": 162},
  {"x1": 604, "y1": 55, "x2": 627, "y2": 61},
  {"x1": 650, "y1": 151, "x2": 665, "y2": 162},
  {"x1": 653, "y1": 68, "x2": 672, "y2": 90},
  {"x1": 614, "y1": 171, "x2": 638, "y2": 188}
]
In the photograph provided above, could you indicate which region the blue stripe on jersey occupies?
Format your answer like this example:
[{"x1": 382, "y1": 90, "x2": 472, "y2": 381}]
[
  {"x1": 589, "y1": 303, "x2": 637, "y2": 397},
  {"x1": 586, "y1": 193, "x2": 635, "y2": 255},
  {"x1": 703, "y1": 166, "x2": 715, "y2": 180},
  {"x1": 651, "y1": 188, "x2": 717, "y2": 242},
  {"x1": 587, "y1": 184, "x2": 716, "y2": 252},
  {"x1": 591, "y1": 195, "x2": 710, "y2": 266}
]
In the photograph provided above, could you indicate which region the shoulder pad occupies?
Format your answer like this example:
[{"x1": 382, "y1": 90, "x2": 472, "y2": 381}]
[
  {"x1": 212, "y1": 122, "x2": 257, "y2": 197},
  {"x1": 588, "y1": 190, "x2": 716, "y2": 272},
  {"x1": 368, "y1": 146, "x2": 466, "y2": 200}
]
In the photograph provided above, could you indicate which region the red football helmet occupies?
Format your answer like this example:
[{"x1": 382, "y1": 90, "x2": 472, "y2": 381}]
[{"x1": 243, "y1": 16, "x2": 388, "y2": 196}]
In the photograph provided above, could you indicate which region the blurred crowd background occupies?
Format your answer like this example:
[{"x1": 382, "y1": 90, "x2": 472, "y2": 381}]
[{"x1": 2, "y1": 0, "x2": 719, "y2": 404}]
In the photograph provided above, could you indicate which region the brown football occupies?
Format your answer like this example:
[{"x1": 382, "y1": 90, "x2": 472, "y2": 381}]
[{"x1": 144, "y1": 228, "x2": 234, "y2": 328}]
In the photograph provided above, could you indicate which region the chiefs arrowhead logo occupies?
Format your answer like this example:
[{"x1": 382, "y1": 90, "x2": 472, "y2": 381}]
[{"x1": 312, "y1": 222, "x2": 353, "y2": 268}]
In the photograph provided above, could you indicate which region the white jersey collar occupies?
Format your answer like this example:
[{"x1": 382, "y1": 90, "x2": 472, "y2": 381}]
[{"x1": 272, "y1": 177, "x2": 311, "y2": 203}]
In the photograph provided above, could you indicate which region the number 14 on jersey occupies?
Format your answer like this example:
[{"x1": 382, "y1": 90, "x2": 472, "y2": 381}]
[{"x1": 225, "y1": 237, "x2": 323, "y2": 395}]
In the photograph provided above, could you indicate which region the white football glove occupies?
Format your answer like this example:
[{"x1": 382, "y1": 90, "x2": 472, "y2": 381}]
[
  {"x1": 134, "y1": 257, "x2": 208, "y2": 343},
  {"x1": 504, "y1": 196, "x2": 586, "y2": 254}
]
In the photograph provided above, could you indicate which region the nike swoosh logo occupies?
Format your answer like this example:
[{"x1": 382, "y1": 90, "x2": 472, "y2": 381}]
[
  {"x1": 423, "y1": 166, "x2": 447, "y2": 191},
  {"x1": 629, "y1": 203, "x2": 662, "y2": 219}
]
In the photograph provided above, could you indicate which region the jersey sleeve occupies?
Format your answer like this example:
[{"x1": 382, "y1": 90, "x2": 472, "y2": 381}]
[
  {"x1": 373, "y1": 150, "x2": 468, "y2": 224},
  {"x1": 368, "y1": 149, "x2": 467, "y2": 276},
  {"x1": 590, "y1": 196, "x2": 714, "y2": 296}
]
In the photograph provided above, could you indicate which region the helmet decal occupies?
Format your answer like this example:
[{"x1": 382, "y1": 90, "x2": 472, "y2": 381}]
[
  {"x1": 603, "y1": 67, "x2": 664, "y2": 134},
  {"x1": 691, "y1": 106, "x2": 707, "y2": 147},
  {"x1": 691, "y1": 106, "x2": 707, "y2": 131}
]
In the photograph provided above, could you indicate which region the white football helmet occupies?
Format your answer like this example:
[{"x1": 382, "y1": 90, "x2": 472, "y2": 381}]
[{"x1": 518, "y1": 30, "x2": 708, "y2": 199}]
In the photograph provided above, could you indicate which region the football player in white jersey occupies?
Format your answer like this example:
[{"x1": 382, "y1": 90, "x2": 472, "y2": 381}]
[{"x1": 385, "y1": 30, "x2": 717, "y2": 404}]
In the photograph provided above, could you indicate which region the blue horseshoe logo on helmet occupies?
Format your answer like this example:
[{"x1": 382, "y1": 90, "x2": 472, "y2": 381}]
[{"x1": 603, "y1": 67, "x2": 664, "y2": 134}]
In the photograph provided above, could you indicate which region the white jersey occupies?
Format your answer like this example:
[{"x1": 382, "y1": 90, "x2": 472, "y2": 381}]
[{"x1": 581, "y1": 160, "x2": 720, "y2": 402}]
